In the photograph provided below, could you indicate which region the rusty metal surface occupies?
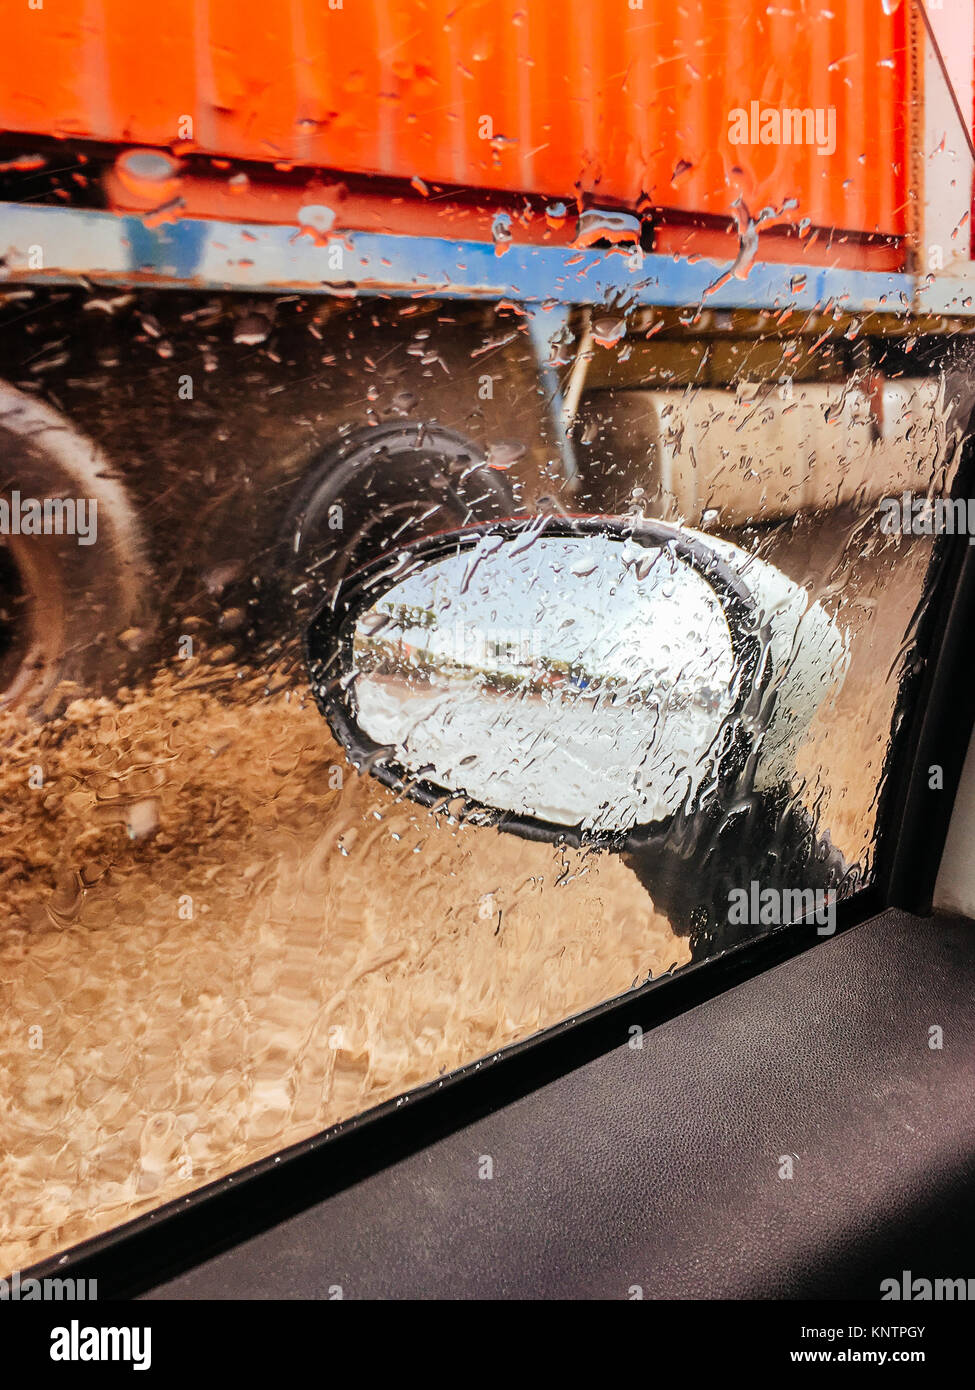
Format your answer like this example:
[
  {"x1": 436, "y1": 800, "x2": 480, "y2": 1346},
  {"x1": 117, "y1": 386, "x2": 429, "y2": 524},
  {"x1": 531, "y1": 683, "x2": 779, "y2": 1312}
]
[{"x1": 0, "y1": 0, "x2": 910, "y2": 238}]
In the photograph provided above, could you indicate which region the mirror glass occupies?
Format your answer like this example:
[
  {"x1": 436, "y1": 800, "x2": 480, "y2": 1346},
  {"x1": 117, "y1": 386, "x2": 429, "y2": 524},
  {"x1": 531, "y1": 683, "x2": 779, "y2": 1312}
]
[{"x1": 349, "y1": 533, "x2": 737, "y2": 832}]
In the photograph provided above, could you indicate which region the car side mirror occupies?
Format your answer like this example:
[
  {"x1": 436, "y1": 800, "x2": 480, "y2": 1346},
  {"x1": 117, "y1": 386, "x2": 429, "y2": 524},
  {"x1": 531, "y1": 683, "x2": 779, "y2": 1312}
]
[
  {"x1": 304, "y1": 517, "x2": 784, "y2": 842},
  {"x1": 306, "y1": 515, "x2": 855, "y2": 951}
]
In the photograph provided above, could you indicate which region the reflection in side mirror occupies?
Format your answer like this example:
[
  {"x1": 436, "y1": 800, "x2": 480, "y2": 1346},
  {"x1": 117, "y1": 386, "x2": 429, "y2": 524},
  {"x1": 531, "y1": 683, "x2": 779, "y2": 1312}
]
[{"x1": 307, "y1": 519, "x2": 769, "y2": 838}]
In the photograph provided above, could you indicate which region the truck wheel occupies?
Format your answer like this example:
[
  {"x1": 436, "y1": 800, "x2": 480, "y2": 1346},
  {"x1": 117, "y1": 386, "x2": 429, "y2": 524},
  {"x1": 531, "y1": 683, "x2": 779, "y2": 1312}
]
[
  {"x1": 273, "y1": 421, "x2": 517, "y2": 633},
  {"x1": 0, "y1": 381, "x2": 149, "y2": 712}
]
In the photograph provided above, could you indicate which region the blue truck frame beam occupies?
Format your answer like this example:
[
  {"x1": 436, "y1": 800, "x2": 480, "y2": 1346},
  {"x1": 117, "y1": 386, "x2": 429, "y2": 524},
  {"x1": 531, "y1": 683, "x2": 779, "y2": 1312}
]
[{"x1": 0, "y1": 204, "x2": 930, "y2": 317}]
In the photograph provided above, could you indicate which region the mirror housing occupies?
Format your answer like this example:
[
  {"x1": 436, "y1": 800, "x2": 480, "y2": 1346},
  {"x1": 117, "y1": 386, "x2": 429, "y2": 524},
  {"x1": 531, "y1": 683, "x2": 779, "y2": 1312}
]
[{"x1": 306, "y1": 516, "x2": 846, "y2": 848}]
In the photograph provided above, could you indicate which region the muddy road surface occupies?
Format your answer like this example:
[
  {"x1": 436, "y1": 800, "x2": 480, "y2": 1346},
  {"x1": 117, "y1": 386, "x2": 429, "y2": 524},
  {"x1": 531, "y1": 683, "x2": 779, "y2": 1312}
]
[{"x1": 0, "y1": 664, "x2": 686, "y2": 1272}]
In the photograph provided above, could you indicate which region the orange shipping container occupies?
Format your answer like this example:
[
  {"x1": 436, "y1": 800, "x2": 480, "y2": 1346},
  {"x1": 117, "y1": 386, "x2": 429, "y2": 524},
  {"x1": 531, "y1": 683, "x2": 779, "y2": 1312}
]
[{"x1": 0, "y1": 0, "x2": 910, "y2": 240}]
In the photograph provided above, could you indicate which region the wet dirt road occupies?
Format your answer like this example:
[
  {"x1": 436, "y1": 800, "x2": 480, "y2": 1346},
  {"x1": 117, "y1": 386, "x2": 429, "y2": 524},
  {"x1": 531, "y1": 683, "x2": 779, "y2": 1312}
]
[{"x1": 0, "y1": 663, "x2": 685, "y2": 1272}]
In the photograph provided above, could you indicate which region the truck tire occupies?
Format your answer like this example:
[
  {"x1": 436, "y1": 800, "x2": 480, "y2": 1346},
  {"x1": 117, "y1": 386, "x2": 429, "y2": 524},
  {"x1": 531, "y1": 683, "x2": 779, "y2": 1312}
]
[
  {"x1": 272, "y1": 421, "x2": 517, "y2": 637},
  {"x1": 0, "y1": 381, "x2": 149, "y2": 712}
]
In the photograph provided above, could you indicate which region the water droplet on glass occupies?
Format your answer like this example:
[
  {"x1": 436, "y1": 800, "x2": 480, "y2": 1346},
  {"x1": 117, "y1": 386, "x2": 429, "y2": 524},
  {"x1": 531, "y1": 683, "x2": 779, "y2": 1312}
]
[
  {"x1": 485, "y1": 440, "x2": 526, "y2": 470},
  {"x1": 234, "y1": 313, "x2": 271, "y2": 346},
  {"x1": 592, "y1": 316, "x2": 626, "y2": 348},
  {"x1": 491, "y1": 212, "x2": 513, "y2": 243}
]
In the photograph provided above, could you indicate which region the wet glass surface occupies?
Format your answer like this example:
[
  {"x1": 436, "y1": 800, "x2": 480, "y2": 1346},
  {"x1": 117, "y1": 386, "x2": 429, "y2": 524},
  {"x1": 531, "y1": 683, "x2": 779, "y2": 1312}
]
[
  {"x1": 1, "y1": 286, "x2": 959, "y2": 1269},
  {"x1": 0, "y1": 0, "x2": 971, "y2": 1265}
]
